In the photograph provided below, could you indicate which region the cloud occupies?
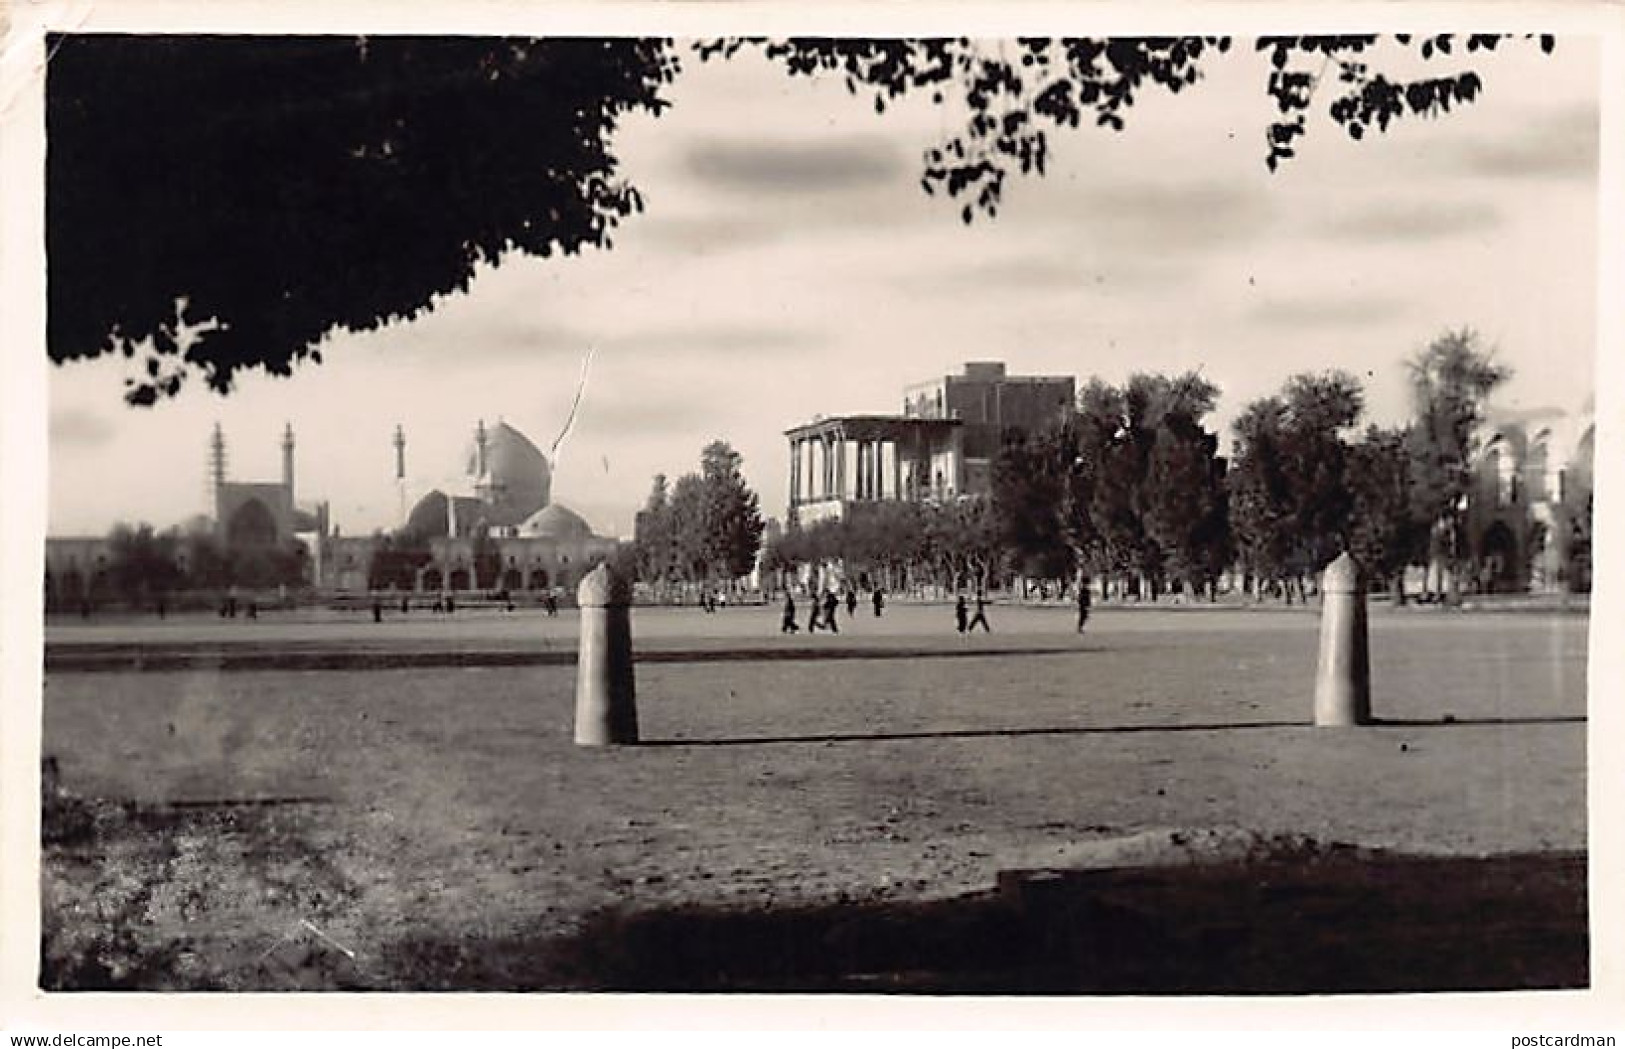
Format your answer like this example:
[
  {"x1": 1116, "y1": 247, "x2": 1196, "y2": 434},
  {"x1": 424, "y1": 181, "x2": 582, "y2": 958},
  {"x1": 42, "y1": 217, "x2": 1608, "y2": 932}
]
[
  {"x1": 1034, "y1": 180, "x2": 1274, "y2": 255},
  {"x1": 628, "y1": 213, "x2": 785, "y2": 254},
  {"x1": 49, "y1": 407, "x2": 114, "y2": 449},
  {"x1": 1451, "y1": 102, "x2": 1598, "y2": 181},
  {"x1": 682, "y1": 136, "x2": 905, "y2": 195},
  {"x1": 893, "y1": 252, "x2": 1197, "y2": 295},
  {"x1": 1248, "y1": 295, "x2": 1412, "y2": 329},
  {"x1": 576, "y1": 396, "x2": 717, "y2": 437},
  {"x1": 1322, "y1": 200, "x2": 1503, "y2": 243}
]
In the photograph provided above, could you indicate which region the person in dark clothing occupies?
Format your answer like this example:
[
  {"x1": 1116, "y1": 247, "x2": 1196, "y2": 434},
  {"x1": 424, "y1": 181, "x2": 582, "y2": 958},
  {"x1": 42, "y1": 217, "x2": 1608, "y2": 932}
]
[
  {"x1": 545, "y1": 592, "x2": 559, "y2": 616},
  {"x1": 1076, "y1": 582, "x2": 1092, "y2": 634},
  {"x1": 967, "y1": 592, "x2": 990, "y2": 632},
  {"x1": 781, "y1": 594, "x2": 799, "y2": 634},
  {"x1": 246, "y1": 600, "x2": 258, "y2": 620},
  {"x1": 845, "y1": 589, "x2": 858, "y2": 618},
  {"x1": 401, "y1": 595, "x2": 411, "y2": 614},
  {"x1": 822, "y1": 589, "x2": 840, "y2": 634},
  {"x1": 806, "y1": 593, "x2": 822, "y2": 633},
  {"x1": 372, "y1": 599, "x2": 383, "y2": 623},
  {"x1": 445, "y1": 594, "x2": 455, "y2": 615},
  {"x1": 954, "y1": 594, "x2": 968, "y2": 633},
  {"x1": 872, "y1": 588, "x2": 885, "y2": 617}
]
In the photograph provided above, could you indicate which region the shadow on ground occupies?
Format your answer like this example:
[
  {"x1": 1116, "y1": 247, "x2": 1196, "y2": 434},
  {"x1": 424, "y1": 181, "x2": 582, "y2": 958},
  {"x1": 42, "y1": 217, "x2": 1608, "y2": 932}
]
[{"x1": 390, "y1": 851, "x2": 1587, "y2": 994}]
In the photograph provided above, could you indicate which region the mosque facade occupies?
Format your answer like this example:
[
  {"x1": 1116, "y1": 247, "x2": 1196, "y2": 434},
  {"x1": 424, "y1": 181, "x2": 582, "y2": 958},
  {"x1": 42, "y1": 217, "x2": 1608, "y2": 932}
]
[
  {"x1": 1460, "y1": 403, "x2": 1595, "y2": 593},
  {"x1": 319, "y1": 418, "x2": 619, "y2": 595},
  {"x1": 45, "y1": 418, "x2": 619, "y2": 603}
]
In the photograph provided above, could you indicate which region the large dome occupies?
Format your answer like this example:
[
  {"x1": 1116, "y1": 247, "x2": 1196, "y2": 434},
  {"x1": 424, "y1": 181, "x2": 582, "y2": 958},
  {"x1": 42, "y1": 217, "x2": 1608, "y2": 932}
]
[
  {"x1": 406, "y1": 490, "x2": 490, "y2": 539},
  {"x1": 469, "y1": 421, "x2": 552, "y2": 527},
  {"x1": 518, "y1": 503, "x2": 594, "y2": 541}
]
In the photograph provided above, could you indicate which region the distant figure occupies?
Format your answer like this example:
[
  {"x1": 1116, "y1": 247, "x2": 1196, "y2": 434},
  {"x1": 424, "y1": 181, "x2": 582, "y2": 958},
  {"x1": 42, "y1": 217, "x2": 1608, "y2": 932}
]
[
  {"x1": 968, "y1": 592, "x2": 991, "y2": 632},
  {"x1": 156, "y1": 599, "x2": 166, "y2": 620},
  {"x1": 372, "y1": 599, "x2": 383, "y2": 623},
  {"x1": 954, "y1": 594, "x2": 968, "y2": 633},
  {"x1": 505, "y1": 596, "x2": 515, "y2": 613},
  {"x1": 872, "y1": 588, "x2": 885, "y2": 617},
  {"x1": 807, "y1": 594, "x2": 823, "y2": 633},
  {"x1": 822, "y1": 589, "x2": 840, "y2": 634},
  {"x1": 432, "y1": 595, "x2": 445, "y2": 614},
  {"x1": 246, "y1": 600, "x2": 258, "y2": 620},
  {"x1": 401, "y1": 595, "x2": 411, "y2": 614},
  {"x1": 445, "y1": 594, "x2": 455, "y2": 615},
  {"x1": 781, "y1": 594, "x2": 799, "y2": 634},
  {"x1": 1076, "y1": 583, "x2": 1091, "y2": 634},
  {"x1": 545, "y1": 591, "x2": 559, "y2": 617},
  {"x1": 845, "y1": 589, "x2": 858, "y2": 618}
]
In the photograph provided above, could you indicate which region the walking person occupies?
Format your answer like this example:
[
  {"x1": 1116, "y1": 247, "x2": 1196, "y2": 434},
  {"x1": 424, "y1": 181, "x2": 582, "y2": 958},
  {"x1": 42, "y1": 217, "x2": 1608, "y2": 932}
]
[
  {"x1": 872, "y1": 587, "x2": 885, "y2": 617},
  {"x1": 954, "y1": 593, "x2": 969, "y2": 634},
  {"x1": 372, "y1": 598, "x2": 383, "y2": 623},
  {"x1": 845, "y1": 589, "x2": 857, "y2": 619},
  {"x1": 822, "y1": 589, "x2": 840, "y2": 634},
  {"x1": 1076, "y1": 581, "x2": 1092, "y2": 634},
  {"x1": 781, "y1": 593, "x2": 799, "y2": 634},
  {"x1": 968, "y1": 591, "x2": 991, "y2": 632},
  {"x1": 806, "y1": 590, "x2": 823, "y2": 633}
]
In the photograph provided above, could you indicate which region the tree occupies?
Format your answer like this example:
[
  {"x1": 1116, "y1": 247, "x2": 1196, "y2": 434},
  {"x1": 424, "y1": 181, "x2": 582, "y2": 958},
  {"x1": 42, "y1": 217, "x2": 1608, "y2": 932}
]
[
  {"x1": 1346, "y1": 426, "x2": 1424, "y2": 602},
  {"x1": 1227, "y1": 398, "x2": 1295, "y2": 593},
  {"x1": 718, "y1": 35, "x2": 1551, "y2": 216},
  {"x1": 106, "y1": 523, "x2": 183, "y2": 606},
  {"x1": 47, "y1": 34, "x2": 1550, "y2": 402},
  {"x1": 1143, "y1": 419, "x2": 1230, "y2": 596},
  {"x1": 635, "y1": 442, "x2": 766, "y2": 587},
  {"x1": 48, "y1": 35, "x2": 679, "y2": 404},
  {"x1": 632, "y1": 473, "x2": 675, "y2": 586},
  {"x1": 1278, "y1": 371, "x2": 1365, "y2": 573},
  {"x1": 698, "y1": 441, "x2": 767, "y2": 581},
  {"x1": 1227, "y1": 371, "x2": 1365, "y2": 598},
  {"x1": 991, "y1": 425, "x2": 1077, "y2": 590},
  {"x1": 1404, "y1": 329, "x2": 1510, "y2": 604}
]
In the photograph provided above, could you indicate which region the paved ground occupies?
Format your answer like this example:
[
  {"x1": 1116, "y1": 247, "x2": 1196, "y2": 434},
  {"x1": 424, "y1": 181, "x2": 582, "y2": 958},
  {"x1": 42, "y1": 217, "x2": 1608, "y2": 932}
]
[{"x1": 39, "y1": 603, "x2": 1590, "y2": 990}]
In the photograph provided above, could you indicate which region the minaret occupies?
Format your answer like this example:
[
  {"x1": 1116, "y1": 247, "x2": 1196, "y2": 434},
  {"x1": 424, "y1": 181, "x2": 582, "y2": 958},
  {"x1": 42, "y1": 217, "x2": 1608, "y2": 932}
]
[
  {"x1": 281, "y1": 422, "x2": 295, "y2": 498},
  {"x1": 209, "y1": 423, "x2": 228, "y2": 531},
  {"x1": 393, "y1": 424, "x2": 407, "y2": 527}
]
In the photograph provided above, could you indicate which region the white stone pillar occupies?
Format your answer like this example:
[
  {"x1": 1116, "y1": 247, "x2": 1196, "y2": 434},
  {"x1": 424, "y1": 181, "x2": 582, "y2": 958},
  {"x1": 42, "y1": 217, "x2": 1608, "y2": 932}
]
[
  {"x1": 1314, "y1": 552, "x2": 1371, "y2": 726},
  {"x1": 574, "y1": 564, "x2": 639, "y2": 746}
]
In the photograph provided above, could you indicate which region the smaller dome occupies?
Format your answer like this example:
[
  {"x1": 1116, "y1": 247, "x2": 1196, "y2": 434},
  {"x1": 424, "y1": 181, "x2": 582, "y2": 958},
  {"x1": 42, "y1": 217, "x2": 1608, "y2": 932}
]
[{"x1": 519, "y1": 503, "x2": 594, "y2": 541}]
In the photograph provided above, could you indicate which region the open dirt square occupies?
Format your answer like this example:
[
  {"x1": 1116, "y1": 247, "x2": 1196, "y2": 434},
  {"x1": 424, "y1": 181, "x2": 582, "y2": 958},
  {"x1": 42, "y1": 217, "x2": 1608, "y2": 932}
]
[{"x1": 40, "y1": 602, "x2": 1589, "y2": 991}]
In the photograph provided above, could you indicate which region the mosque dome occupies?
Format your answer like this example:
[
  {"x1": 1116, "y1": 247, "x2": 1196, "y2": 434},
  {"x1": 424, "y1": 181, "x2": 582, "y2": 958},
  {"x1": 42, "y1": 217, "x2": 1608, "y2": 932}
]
[
  {"x1": 468, "y1": 421, "x2": 552, "y2": 526},
  {"x1": 518, "y1": 503, "x2": 594, "y2": 541},
  {"x1": 405, "y1": 490, "x2": 490, "y2": 539}
]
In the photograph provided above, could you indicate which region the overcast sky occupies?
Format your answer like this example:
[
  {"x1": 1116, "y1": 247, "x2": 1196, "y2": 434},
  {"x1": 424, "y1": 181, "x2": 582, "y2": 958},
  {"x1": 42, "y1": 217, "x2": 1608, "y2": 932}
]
[{"x1": 46, "y1": 36, "x2": 1600, "y2": 539}]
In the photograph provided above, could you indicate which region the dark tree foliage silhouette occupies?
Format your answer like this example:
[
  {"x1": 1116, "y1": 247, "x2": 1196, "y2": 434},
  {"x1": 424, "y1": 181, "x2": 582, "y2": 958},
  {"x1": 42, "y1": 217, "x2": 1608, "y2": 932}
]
[
  {"x1": 47, "y1": 34, "x2": 678, "y2": 404},
  {"x1": 48, "y1": 34, "x2": 1549, "y2": 403},
  {"x1": 1404, "y1": 328, "x2": 1510, "y2": 603},
  {"x1": 1227, "y1": 370, "x2": 1365, "y2": 596},
  {"x1": 1346, "y1": 425, "x2": 1425, "y2": 601},
  {"x1": 712, "y1": 34, "x2": 1554, "y2": 213}
]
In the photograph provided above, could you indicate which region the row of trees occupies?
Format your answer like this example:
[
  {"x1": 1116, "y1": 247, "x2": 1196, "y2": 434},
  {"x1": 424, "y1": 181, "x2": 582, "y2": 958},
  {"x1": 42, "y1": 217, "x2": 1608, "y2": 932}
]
[
  {"x1": 763, "y1": 330, "x2": 1586, "y2": 603},
  {"x1": 632, "y1": 440, "x2": 767, "y2": 591},
  {"x1": 47, "y1": 524, "x2": 308, "y2": 612}
]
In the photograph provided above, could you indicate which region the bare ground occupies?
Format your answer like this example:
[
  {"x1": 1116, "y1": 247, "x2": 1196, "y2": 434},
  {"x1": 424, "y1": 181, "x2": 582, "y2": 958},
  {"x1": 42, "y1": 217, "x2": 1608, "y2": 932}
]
[{"x1": 38, "y1": 603, "x2": 1589, "y2": 992}]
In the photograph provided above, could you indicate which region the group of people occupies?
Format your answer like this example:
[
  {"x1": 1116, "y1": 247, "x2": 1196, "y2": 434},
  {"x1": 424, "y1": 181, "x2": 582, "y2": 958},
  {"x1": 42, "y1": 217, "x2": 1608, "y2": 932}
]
[
  {"x1": 776, "y1": 580, "x2": 1094, "y2": 636},
  {"x1": 780, "y1": 587, "x2": 886, "y2": 634}
]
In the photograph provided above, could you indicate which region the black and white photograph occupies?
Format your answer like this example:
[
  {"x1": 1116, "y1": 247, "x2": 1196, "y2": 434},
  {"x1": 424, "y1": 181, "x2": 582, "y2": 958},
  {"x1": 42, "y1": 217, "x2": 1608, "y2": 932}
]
[{"x1": 2, "y1": 0, "x2": 1621, "y2": 1033}]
